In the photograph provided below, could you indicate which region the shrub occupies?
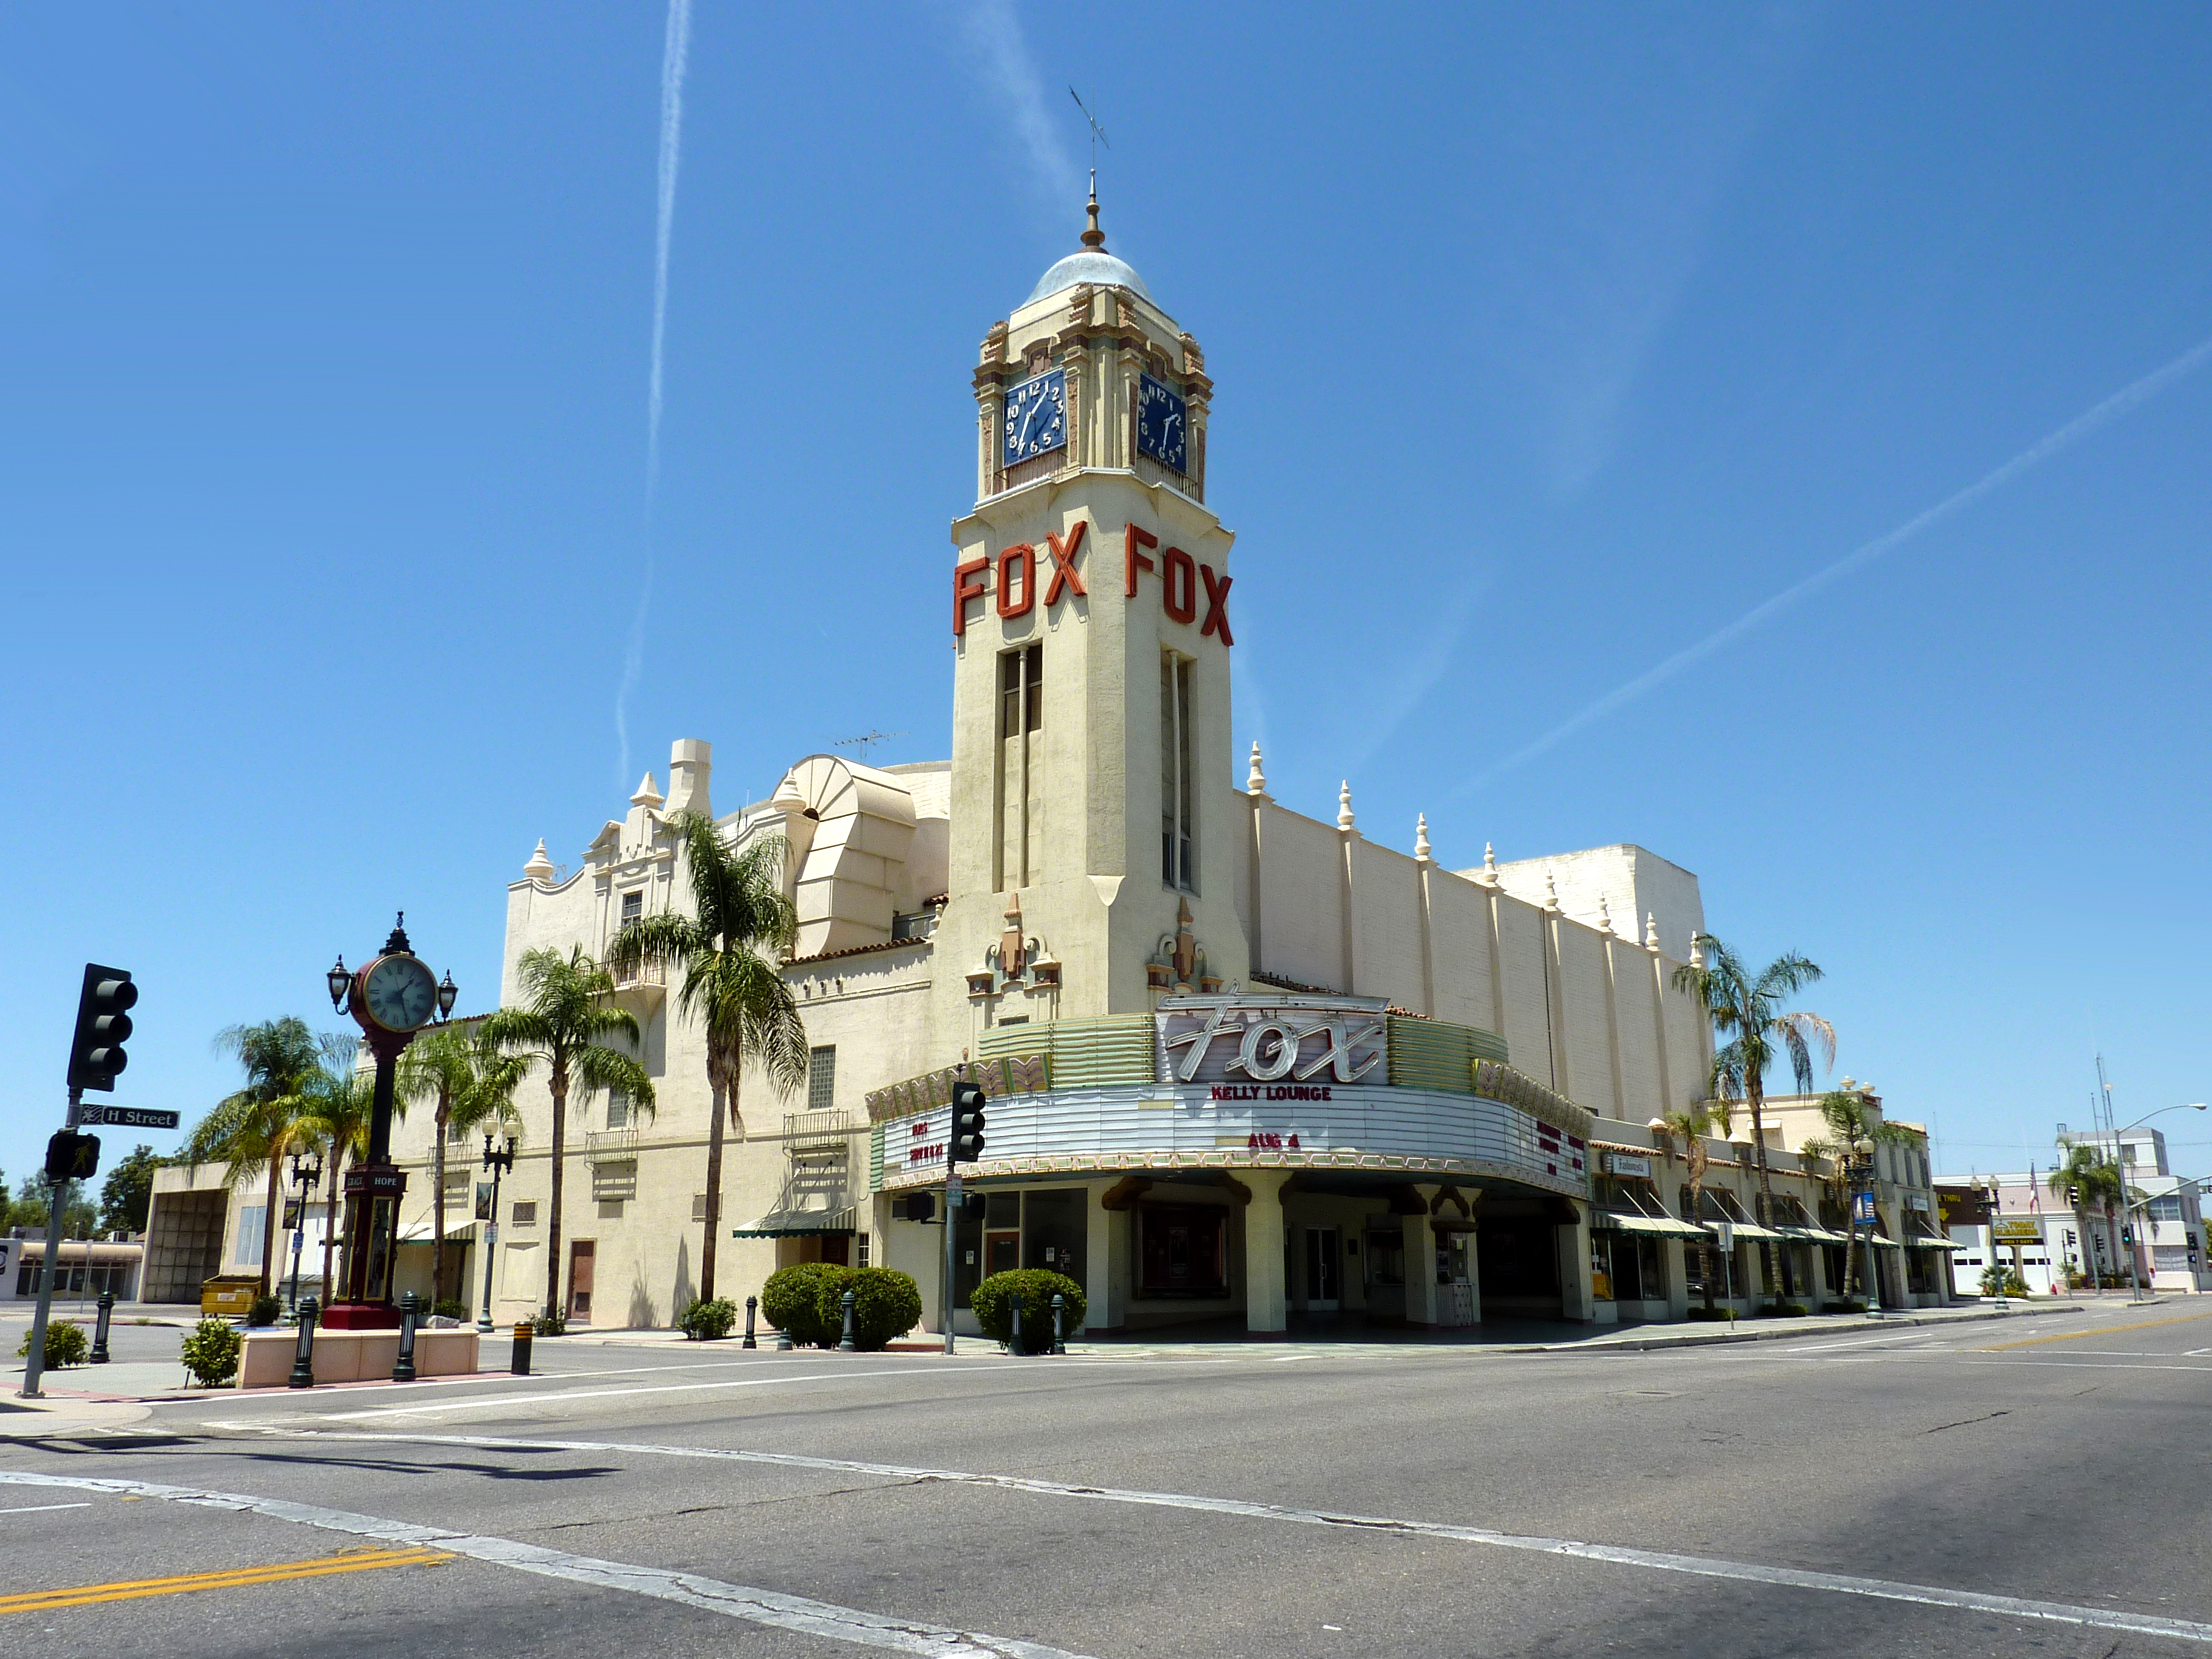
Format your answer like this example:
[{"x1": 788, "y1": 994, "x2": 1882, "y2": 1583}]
[
  {"x1": 1825, "y1": 1298, "x2": 1868, "y2": 1314},
  {"x1": 760, "y1": 1263, "x2": 845, "y2": 1347},
  {"x1": 247, "y1": 1292, "x2": 284, "y2": 1327},
  {"x1": 811, "y1": 1267, "x2": 922, "y2": 1351},
  {"x1": 531, "y1": 1311, "x2": 567, "y2": 1336},
  {"x1": 180, "y1": 1318, "x2": 243, "y2": 1388},
  {"x1": 1685, "y1": 1305, "x2": 1732, "y2": 1321},
  {"x1": 1757, "y1": 1301, "x2": 1809, "y2": 1318},
  {"x1": 432, "y1": 1298, "x2": 468, "y2": 1321},
  {"x1": 678, "y1": 1298, "x2": 739, "y2": 1341},
  {"x1": 16, "y1": 1321, "x2": 90, "y2": 1370},
  {"x1": 971, "y1": 1270, "x2": 1085, "y2": 1353}
]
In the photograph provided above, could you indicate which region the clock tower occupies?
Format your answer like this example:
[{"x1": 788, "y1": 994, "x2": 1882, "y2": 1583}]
[{"x1": 937, "y1": 189, "x2": 1250, "y2": 1053}]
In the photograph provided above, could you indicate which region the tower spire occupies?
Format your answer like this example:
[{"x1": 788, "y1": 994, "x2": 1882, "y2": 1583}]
[{"x1": 1082, "y1": 171, "x2": 1106, "y2": 251}]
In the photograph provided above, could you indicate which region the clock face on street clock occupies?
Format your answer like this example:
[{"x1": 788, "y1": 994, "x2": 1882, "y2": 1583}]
[
  {"x1": 363, "y1": 954, "x2": 438, "y2": 1033},
  {"x1": 1136, "y1": 373, "x2": 1187, "y2": 473},
  {"x1": 1002, "y1": 367, "x2": 1067, "y2": 466}
]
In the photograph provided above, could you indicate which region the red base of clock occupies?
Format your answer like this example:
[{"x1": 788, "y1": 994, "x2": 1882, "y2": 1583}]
[{"x1": 320, "y1": 1301, "x2": 401, "y2": 1330}]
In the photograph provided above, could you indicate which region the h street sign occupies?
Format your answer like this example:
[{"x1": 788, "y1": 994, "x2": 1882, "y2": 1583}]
[{"x1": 75, "y1": 1105, "x2": 181, "y2": 1130}]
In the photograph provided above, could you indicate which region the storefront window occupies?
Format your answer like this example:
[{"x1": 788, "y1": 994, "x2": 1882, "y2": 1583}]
[
  {"x1": 1364, "y1": 1231, "x2": 1405, "y2": 1287},
  {"x1": 1139, "y1": 1205, "x2": 1227, "y2": 1296}
]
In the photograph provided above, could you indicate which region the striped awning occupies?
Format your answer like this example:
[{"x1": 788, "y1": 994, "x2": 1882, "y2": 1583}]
[
  {"x1": 1775, "y1": 1224, "x2": 1854, "y2": 1245},
  {"x1": 732, "y1": 1206, "x2": 857, "y2": 1239},
  {"x1": 1592, "y1": 1208, "x2": 1710, "y2": 1241}
]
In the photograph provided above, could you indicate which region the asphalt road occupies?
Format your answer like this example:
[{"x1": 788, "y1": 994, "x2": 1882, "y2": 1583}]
[{"x1": 4, "y1": 1299, "x2": 2210, "y2": 1657}]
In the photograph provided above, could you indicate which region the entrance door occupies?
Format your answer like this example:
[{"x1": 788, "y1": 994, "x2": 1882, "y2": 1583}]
[
  {"x1": 1304, "y1": 1227, "x2": 1340, "y2": 1310},
  {"x1": 985, "y1": 1230, "x2": 1021, "y2": 1276},
  {"x1": 567, "y1": 1239, "x2": 595, "y2": 1322}
]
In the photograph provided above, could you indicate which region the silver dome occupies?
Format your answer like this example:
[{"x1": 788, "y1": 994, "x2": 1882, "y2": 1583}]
[{"x1": 1025, "y1": 249, "x2": 1153, "y2": 307}]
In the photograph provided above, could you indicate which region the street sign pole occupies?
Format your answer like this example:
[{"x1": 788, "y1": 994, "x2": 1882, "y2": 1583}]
[{"x1": 21, "y1": 1090, "x2": 81, "y2": 1399}]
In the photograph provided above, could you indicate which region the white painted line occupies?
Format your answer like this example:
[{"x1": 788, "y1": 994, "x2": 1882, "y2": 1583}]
[
  {"x1": 0, "y1": 1501, "x2": 92, "y2": 1514},
  {"x1": 1782, "y1": 1329, "x2": 1973, "y2": 1353},
  {"x1": 216, "y1": 1429, "x2": 2212, "y2": 1647},
  {"x1": 313, "y1": 1366, "x2": 952, "y2": 1421},
  {"x1": 0, "y1": 1469, "x2": 1088, "y2": 1659}
]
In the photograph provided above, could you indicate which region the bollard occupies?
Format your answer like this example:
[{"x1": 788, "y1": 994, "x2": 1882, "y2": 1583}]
[
  {"x1": 743, "y1": 1295, "x2": 758, "y2": 1349},
  {"x1": 1051, "y1": 1292, "x2": 1066, "y2": 1356},
  {"x1": 839, "y1": 1287, "x2": 857, "y2": 1353},
  {"x1": 393, "y1": 1292, "x2": 421, "y2": 1382},
  {"x1": 91, "y1": 1290, "x2": 115, "y2": 1365},
  {"x1": 289, "y1": 1297, "x2": 320, "y2": 1389},
  {"x1": 1009, "y1": 1292, "x2": 1023, "y2": 1354},
  {"x1": 512, "y1": 1321, "x2": 534, "y2": 1376}
]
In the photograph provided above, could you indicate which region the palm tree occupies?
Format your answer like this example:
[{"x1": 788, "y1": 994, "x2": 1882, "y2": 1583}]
[
  {"x1": 481, "y1": 947, "x2": 654, "y2": 1321},
  {"x1": 1798, "y1": 1090, "x2": 1914, "y2": 1300},
  {"x1": 1674, "y1": 937, "x2": 1834, "y2": 1301},
  {"x1": 290, "y1": 1034, "x2": 379, "y2": 1304},
  {"x1": 2047, "y1": 1142, "x2": 2127, "y2": 1288},
  {"x1": 397, "y1": 1022, "x2": 528, "y2": 1305},
  {"x1": 182, "y1": 1017, "x2": 325, "y2": 1298},
  {"x1": 1652, "y1": 1098, "x2": 1730, "y2": 1309},
  {"x1": 605, "y1": 811, "x2": 808, "y2": 1303}
]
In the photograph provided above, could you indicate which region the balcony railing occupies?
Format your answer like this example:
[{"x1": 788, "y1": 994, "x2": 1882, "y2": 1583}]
[
  {"x1": 583, "y1": 1125, "x2": 640, "y2": 1164},
  {"x1": 783, "y1": 1109, "x2": 858, "y2": 1150}
]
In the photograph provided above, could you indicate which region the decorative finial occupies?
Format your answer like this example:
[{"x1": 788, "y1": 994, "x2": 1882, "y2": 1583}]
[
  {"x1": 1543, "y1": 871, "x2": 1560, "y2": 911},
  {"x1": 1689, "y1": 930, "x2": 1705, "y2": 968},
  {"x1": 1595, "y1": 893, "x2": 1614, "y2": 934},
  {"x1": 1337, "y1": 781, "x2": 1355, "y2": 831},
  {"x1": 1415, "y1": 814, "x2": 1432, "y2": 862},
  {"x1": 525, "y1": 839, "x2": 556, "y2": 883},
  {"x1": 1247, "y1": 740, "x2": 1266, "y2": 794},
  {"x1": 1081, "y1": 172, "x2": 1105, "y2": 251},
  {"x1": 1644, "y1": 911, "x2": 1660, "y2": 950},
  {"x1": 631, "y1": 771, "x2": 664, "y2": 809},
  {"x1": 1484, "y1": 842, "x2": 1498, "y2": 874}
]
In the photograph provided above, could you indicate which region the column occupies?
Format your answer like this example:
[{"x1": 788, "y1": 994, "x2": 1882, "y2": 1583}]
[
  {"x1": 1662, "y1": 1238, "x2": 1691, "y2": 1321},
  {"x1": 1085, "y1": 1180, "x2": 1125, "y2": 1333},
  {"x1": 1401, "y1": 1187, "x2": 1439, "y2": 1327},
  {"x1": 1557, "y1": 1207, "x2": 1595, "y2": 1323},
  {"x1": 1243, "y1": 1170, "x2": 1290, "y2": 1335}
]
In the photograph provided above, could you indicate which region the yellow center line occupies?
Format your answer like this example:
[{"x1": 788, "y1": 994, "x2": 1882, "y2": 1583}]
[
  {"x1": 0, "y1": 1547, "x2": 450, "y2": 1614},
  {"x1": 1978, "y1": 1310, "x2": 2212, "y2": 1351}
]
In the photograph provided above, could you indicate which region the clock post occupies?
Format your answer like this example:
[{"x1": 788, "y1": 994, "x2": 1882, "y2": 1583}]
[{"x1": 322, "y1": 914, "x2": 458, "y2": 1330}]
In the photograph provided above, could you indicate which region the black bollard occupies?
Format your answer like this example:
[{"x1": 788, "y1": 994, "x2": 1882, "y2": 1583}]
[
  {"x1": 1010, "y1": 1292, "x2": 1023, "y2": 1354},
  {"x1": 743, "y1": 1295, "x2": 758, "y2": 1349},
  {"x1": 512, "y1": 1321, "x2": 534, "y2": 1376},
  {"x1": 1051, "y1": 1292, "x2": 1066, "y2": 1356},
  {"x1": 91, "y1": 1290, "x2": 115, "y2": 1364},
  {"x1": 393, "y1": 1292, "x2": 421, "y2": 1382},
  {"x1": 289, "y1": 1296, "x2": 320, "y2": 1389},
  {"x1": 838, "y1": 1287, "x2": 857, "y2": 1353}
]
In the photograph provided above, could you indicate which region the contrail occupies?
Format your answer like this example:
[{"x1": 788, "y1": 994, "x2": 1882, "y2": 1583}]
[
  {"x1": 618, "y1": 0, "x2": 692, "y2": 786},
  {"x1": 943, "y1": 0, "x2": 1078, "y2": 206},
  {"x1": 1466, "y1": 330, "x2": 2212, "y2": 789}
]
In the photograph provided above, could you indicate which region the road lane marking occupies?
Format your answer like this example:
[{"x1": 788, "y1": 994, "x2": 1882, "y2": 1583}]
[
  {"x1": 210, "y1": 1429, "x2": 2212, "y2": 1647},
  {"x1": 0, "y1": 1470, "x2": 1088, "y2": 1659},
  {"x1": 1981, "y1": 1312, "x2": 2212, "y2": 1350},
  {"x1": 0, "y1": 1546, "x2": 448, "y2": 1614},
  {"x1": 0, "y1": 1503, "x2": 92, "y2": 1515},
  {"x1": 313, "y1": 1366, "x2": 953, "y2": 1421}
]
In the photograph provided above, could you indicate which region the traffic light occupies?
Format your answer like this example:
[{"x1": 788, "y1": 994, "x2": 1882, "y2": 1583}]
[
  {"x1": 66, "y1": 963, "x2": 136, "y2": 1093},
  {"x1": 951, "y1": 1080, "x2": 987, "y2": 1164},
  {"x1": 898, "y1": 1193, "x2": 936, "y2": 1224},
  {"x1": 44, "y1": 1129, "x2": 101, "y2": 1182}
]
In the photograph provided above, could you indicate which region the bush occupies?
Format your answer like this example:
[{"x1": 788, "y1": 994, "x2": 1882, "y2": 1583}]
[
  {"x1": 432, "y1": 1298, "x2": 468, "y2": 1321},
  {"x1": 811, "y1": 1267, "x2": 922, "y2": 1352},
  {"x1": 760, "y1": 1263, "x2": 845, "y2": 1347},
  {"x1": 179, "y1": 1318, "x2": 243, "y2": 1388},
  {"x1": 971, "y1": 1270, "x2": 1085, "y2": 1353},
  {"x1": 16, "y1": 1321, "x2": 89, "y2": 1370},
  {"x1": 531, "y1": 1311, "x2": 567, "y2": 1336},
  {"x1": 1685, "y1": 1305, "x2": 1732, "y2": 1321},
  {"x1": 247, "y1": 1292, "x2": 283, "y2": 1327},
  {"x1": 677, "y1": 1297, "x2": 739, "y2": 1341},
  {"x1": 1825, "y1": 1298, "x2": 1868, "y2": 1314},
  {"x1": 1757, "y1": 1302, "x2": 1809, "y2": 1318}
]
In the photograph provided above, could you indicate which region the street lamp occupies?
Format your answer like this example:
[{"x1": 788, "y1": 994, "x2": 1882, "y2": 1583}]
[
  {"x1": 286, "y1": 1149, "x2": 324, "y2": 1315},
  {"x1": 477, "y1": 1134, "x2": 517, "y2": 1334},
  {"x1": 436, "y1": 971, "x2": 459, "y2": 1022},
  {"x1": 2106, "y1": 1101, "x2": 2207, "y2": 1302},
  {"x1": 327, "y1": 956, "x2": 352, "y2": 1013},
  {"x1": 1850, "y1": 1136, "x2": 1880, "y2": 1313}
]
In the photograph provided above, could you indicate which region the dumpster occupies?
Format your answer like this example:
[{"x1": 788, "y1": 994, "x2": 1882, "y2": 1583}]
[{"x1": 201, "y1": 1275, "x2": 260, "y2": 1317}]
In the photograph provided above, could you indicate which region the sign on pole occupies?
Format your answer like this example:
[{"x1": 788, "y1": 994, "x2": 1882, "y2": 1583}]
[{"x1": 75, "y1": 1106, "x2": 181, "y2": 1130}]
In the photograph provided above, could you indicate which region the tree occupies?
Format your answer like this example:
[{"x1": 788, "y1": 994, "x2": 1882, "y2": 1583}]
[
  {"x1": 482, "y1": 947, "x2": 654, "y2": 1320},
  {"x1": 15, "y1": 1173, "x2": 96, "y2": 1241},
  {"x1": 98, "y1": 1144, "x2": 161, "y2": 1235},
  {"x1": 2048, "y1": 1142, "x2": 2127, "y2": 1287},
  {"x1": 182, "y1": 1017, "x2": 326, "y2": 1297},
  {"x1": 1799, "y1": 1090, "x2": 1915, "y2": 1300},
  {"x1": 1674, "y1": 937, "x2": 1834, "y2": 1305},
  {"x1": 397, "y1": 1023, "x2": 528, "y2": 1304},
  {"x1": 1653, "y1": 1099, "x2": 1731, "y2": 1310},
  {"x1": 292, "y1": 1039, "x2": 378, "y2": 1305},
  {"x1": 606, "y1": 812, "x2": 808, "y2": 1304}
]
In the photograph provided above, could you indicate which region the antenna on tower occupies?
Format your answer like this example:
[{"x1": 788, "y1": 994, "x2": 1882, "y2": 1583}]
[
  {"x1": 1069, "y1": 85, "x2": 1110, "y2": 179},
  {"x1": 833, "y1": 729, "x2": 905, "y2": 763}
]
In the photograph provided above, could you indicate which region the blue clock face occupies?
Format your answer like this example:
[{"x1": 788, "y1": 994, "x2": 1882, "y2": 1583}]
[
  {"x1": 1136, "y1": 373, "x2": 1187, "y2": 474},
  {"x1": 1003, "y1": 368, "x2": 1068, "y2": 467}
]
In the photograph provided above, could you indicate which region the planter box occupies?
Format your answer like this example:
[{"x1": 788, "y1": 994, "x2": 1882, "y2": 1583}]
[{"x1": 237, "y1": 1327, "x2": 480, "y2": 1389}]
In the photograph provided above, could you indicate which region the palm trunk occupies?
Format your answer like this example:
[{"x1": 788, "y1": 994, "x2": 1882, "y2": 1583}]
[
  {"x1": 431, "y1": 1095, "x2": 451, "y2": 1305},
  {"x1": 258, "y1": 1156, "x2": 283, "y2": 1299},
  {"x1": 320, "y1": 1155, "x2": 342, "y2": 1305},
  {"x1": 546, "y1": 1056, "x2": 568, "y2": 1321},
  {"x1": 1746, "y1": 1078, "x2": 1777, "y2": 1302},
  {"x1": 699, "y1": 1072, "x2": 728, "y2": 1304}
]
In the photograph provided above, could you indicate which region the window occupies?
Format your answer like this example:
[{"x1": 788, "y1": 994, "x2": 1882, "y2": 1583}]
[
  {"x1": 2154, "y1": 1244, "x2": 2192, "y2": 1272},
  {"x1": 2146, "y1": 1195, "x2": 2184, "y2": 1222},
  {"x1": 808, "y1": 1047, "x2": 837, "y2": 1114},
  {"x1": 691, "y1": 1193, "x2": 710, "y2": 1222},
  {"x1": 512, "y1": 1201, "x2": 538, "y2": 1227},
  {"x1": 447, "y1": 1120, "x2": 469, "y2": 1144},
  {"x1": 1138, "y1": 1204, "x2": 1228, "y2": 1296},
  {"x1": 598, "y1": 1199, "x2": 625, "y2": 1220},
  {"x1": 1160, "y1": 651, "x2": 1195, "y2": 890},
  {"x1": 997, "y1": 643, "x2": 1043, "y2": 888},
  {"x1": 606, "y1": 1091, "x2": 629, "y2": 1130},
  {"x1": 234, "y1": 1206, "x2": 266, "y2": 1267},
  {"x1": 620, "y1": 890, "x2": 643, "y2": 930},
  {"x1": 856, "y1": 1233, "x2": 872, "y2": 1269},
  {"x1": 1000, "y1": 642, "x2": 1043, "y2": 737}
]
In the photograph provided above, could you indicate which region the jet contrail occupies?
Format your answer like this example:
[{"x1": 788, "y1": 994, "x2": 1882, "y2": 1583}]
[
  {"x1": 1466, "y1": 330, "x2": 2212, "y2": 789},
  {"x1": 618, "y1": 0, "x2": 692, "y2": 787}
]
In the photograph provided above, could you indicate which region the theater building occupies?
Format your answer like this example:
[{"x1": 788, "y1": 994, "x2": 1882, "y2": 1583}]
[{"x1": 476, "y1": 195, "x2": 1938, "y2": 1336}]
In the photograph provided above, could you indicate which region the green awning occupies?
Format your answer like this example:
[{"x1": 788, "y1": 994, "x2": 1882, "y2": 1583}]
[
  {"x1": 1594, "y1": 1208, "x2": 1711, "y2": 1241},
  {"x1": 732, "y1": 1206, "x2": 857, "y2": 1238},
  {"x1": 1775, "y1": 1224, "x2": 1854, "y2": 1245}
]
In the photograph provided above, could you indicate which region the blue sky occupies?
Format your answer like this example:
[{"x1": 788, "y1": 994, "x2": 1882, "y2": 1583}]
[{"x1": 4, "y1": 4, "x2": 2209, "y2": 1191}]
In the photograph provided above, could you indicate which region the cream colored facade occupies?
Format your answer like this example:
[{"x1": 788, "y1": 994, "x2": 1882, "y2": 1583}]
[{"x1": 451, "y1": 202, "x2": 1936, "y2": 1338}]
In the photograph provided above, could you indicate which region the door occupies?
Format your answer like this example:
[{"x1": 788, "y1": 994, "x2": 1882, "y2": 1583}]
[
  {"x1": 1304, "y1": 1227, "x2": 1339, "y2": 1310},
  {"x1": 985, "y1": 1230, "x2": 1022, "y2": 1276},
  {"x1": 567, "y1": 1239, "x2": 595, "y2": 1322}
]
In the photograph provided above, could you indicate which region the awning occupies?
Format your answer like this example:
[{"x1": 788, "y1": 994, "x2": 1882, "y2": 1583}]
[
  {"x1": 1593, "y1": 1208, "x2": 1711, "y2": 1241},
  {"x1": 732, "y1": 1205, "x2": 857, "y2": 1239},
  {"x1": 1908, "y1": 1237, "x2": 1968, "y2": 1252},
  {"x1": 398, "y1": 1221, "x2": 479, "y2": 1244},
  {"x1": 1775, "y1": 1225, "x2": 1854, "y2": 1245},
  {"x1": 1703, "y1": 1219, "x2": 1789, "y2": 1243}
]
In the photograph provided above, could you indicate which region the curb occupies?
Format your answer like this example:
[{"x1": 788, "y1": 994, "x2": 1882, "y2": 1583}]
[{"x1": 1509, "y1": 1302, "x2": 2091, "y2": 1354}]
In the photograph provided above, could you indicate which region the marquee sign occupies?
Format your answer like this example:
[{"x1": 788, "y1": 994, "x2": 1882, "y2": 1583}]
[
  {"x1": 953, "y1": 516, "x2": 1230, "y2": 646},
  {"x1": 1155, "y1": 996, "x2": 1386, "y2": 1088},
  {"x1": 865, "y1": 1053, "x2": 1048, "y2": 1122}
]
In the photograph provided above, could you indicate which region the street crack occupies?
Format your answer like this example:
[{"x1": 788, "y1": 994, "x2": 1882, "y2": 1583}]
[{"x1": 1923, "y1": 1410, "x2": 2011, "y2": 1434}]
